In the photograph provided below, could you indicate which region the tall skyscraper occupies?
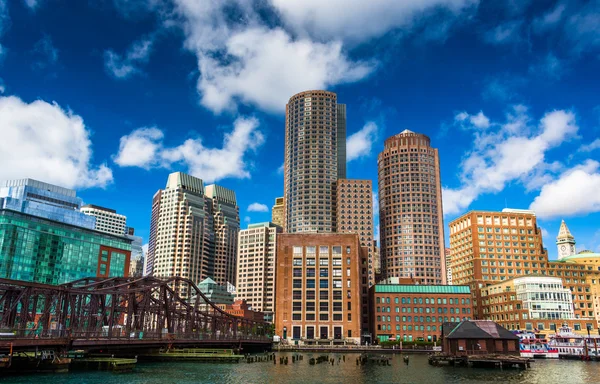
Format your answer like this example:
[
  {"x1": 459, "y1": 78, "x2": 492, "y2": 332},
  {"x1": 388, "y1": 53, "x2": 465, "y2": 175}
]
[
  {"x1": 271, "y1": 197, "x2": 284, "y2": 228},
  {"x1": 81, "y1": 204, "x2": 127, "y2": 236},
  {"x1": 378, "y1": 130, "x2": 445, "y2": 285},
  {"x1": 0, "y1": 178, "x2": 96, "y2": 229},
  {"x1": 146, "y1": 172, "x2": 240, "y2": 296},
  {"x1": 205, "y1": 184, "x2": 240, "y2": 286},
  {"x1": 283, "y1": 90, "x2": 346, "y2": 233},
  {"x1": 236, "y1": 222, "x2": 282, "y2": 321}
]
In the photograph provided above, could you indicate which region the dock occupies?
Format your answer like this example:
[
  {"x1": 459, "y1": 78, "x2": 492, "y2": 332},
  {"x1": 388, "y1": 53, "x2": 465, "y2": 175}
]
[
  {"x1": 429, "y1": 353, "x2": 532, "y2": 369},
  {"x1": 70, "y1": 357, "x2": 137, "y2": 372},
  {"x1": 140, "y1": 348, "x2": 244, "y2": 363}
]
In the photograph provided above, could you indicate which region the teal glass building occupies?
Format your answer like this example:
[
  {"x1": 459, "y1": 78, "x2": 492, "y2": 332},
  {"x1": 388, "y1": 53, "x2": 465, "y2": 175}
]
[{"x1": 0, "y1": 209, "x2": 132, "y2": 285}]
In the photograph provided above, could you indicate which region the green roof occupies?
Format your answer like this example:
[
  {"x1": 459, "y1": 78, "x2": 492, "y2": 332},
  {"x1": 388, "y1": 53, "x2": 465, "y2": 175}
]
[{"x1": 374, "y1": 285, "x2": 471, "y2": 294}]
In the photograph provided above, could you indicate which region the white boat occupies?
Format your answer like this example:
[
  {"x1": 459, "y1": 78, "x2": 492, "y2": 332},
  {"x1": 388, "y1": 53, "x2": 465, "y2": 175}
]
[
  {"x1": 516, "y1": 331, "x2": 558, "y2": 358},
  {"x1": 548, "y1": 324, "x2": 600, "y2": 359}
]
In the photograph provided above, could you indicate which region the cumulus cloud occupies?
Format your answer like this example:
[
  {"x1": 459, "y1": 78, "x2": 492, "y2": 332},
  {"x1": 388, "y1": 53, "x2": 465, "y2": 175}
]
[
  {"x1": 347, "y1": 122, "x2": 378, "y2": 162},
  {"x1": 114, "y1": 116, "x2": 265, "y2": 183},
  {"x1": 530, "y1": 160, "x2": 600, "y2": 218},
  {"x1": 532, "y1": 3, "x2": 566, "y2": 32},
  {"x1": 580, "y1": 138, "x2": 600, "y2": 152},
  {"x1": 443, "y1": 107, "x2": 578, "y2": 216},
  {"x1": 483, "y1": 20, "x2": 523, "y2": 45},
  {"x1": 247, "y1": 202, "x2": 268, "y2": 212},
  {"x1": 269, "y1": 0, "x2": 478, "y2": 43},
  {"x1": 0, "y1": 96, "x2": 113, "y2": 188},
  {"x1": 104, "y1": 36, "x2": 154, "y2": 79},
  {"x1": 24, "y1": 0, "x2": 39, "y2": 9},
  {"x1": 455, "y1": 110, "x2": 490, "y2": 129}
]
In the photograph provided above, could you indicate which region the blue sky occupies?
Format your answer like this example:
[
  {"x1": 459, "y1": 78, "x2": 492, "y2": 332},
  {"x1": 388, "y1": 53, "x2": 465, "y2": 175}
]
[{"x1": 1, "y1": 0, "x2": 599, "y2": 260}]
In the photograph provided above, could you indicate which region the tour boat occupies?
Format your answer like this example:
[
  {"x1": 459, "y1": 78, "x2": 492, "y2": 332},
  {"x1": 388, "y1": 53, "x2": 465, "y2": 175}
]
[
  {"x1": 548, "y1": 324, "x2": 600, "y2": 359},
  {"x1": 516, "y1": 331, "x2": 558, "y2": 358}
]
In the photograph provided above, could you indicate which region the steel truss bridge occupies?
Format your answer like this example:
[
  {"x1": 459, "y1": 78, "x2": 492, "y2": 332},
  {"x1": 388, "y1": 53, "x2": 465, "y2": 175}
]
[{"x1": 0, "y1": 276, "x2": 271, "y2": 352}]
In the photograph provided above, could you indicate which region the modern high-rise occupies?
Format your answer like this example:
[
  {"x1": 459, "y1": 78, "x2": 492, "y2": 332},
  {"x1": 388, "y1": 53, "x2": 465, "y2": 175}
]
[
  {"x1": 236, "y1": 222, "x2": 282, "y2": 320},
  {"x1": 125, "y1": 227, "x2": 144, "y2": 278},
  {"x1": 147, "y1": 172, "x2": 240, "y2": 297},
  {"x1": 283, "y1": 90, "x2": 346, "y2": 233},
  {"x1": 0, "y1": 178, "x2": 96, "y2": 229},
  {"x1": 205, "y1": 184, "x2": 240, "y2": 286},
  {"x1": 271, "y1": 197, "x2": 284, "y2": 228},
  {"x1": 81, "y1": 204, "x2": 127, "y2": 236},
  {"x1": 377, "y1": 130, "x2": 445, "y2": 285},
  {"x1": 336, "y1": 179, "x2": 375, "y2": 287},
  {"x1": 445, "y1": 247, "x2": 453, "y2": 285}
]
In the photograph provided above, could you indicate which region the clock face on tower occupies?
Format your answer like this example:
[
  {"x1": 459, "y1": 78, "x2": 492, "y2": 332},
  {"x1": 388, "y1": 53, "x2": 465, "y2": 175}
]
[{"x1": 561, "y1": 245, "x2": 566, "y2": 251}]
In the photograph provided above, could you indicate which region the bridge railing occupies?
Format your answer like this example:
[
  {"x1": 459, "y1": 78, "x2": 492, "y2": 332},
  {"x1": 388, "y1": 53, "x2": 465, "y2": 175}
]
[{"x1": 0, "y1": 328, "x2": 272, "y2": 343}]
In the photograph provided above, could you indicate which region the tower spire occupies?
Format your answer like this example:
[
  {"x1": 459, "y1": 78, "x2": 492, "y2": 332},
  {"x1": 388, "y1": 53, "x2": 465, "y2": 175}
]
[{"x1": 556, "y1": 220, "x2": 576, "y2": 260}]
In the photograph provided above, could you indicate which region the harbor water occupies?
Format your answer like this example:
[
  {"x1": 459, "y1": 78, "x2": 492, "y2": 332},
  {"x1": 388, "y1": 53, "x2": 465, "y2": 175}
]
[{"x1": 2, "y1": 353, "x2": 600, "y2": 384}]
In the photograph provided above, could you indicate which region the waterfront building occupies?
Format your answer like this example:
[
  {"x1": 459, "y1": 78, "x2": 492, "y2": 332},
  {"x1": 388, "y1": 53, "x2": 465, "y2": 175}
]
[
  {"x1": 205, "y1": 184, "x2": 240, "y2": 286},
  {"x1": 0, "y1": 209, "x2": 131, "y2": 285},
  {"x1": 274, "y1": 233, "x2": 366, "y2": 345},
  {"x1": 377, "y1": 130, "x2": 445, "y2": 284},
  {"x1": 336, "y1": 179, "x2": 375, "y2": 287},
  {"x1": 479, "y1": 276, "x2": 595, "y2": 332},
  {"x1": 370, "y1": 283, "x2": 472, "y2": 342},
  {"x1": 449, "y1": 210, "x2": 600, "y2": 330},
  {"x1": 448, "y1": 209, "x2": 547, "y2": 318},
  {"x1": 0, "y1": 178, "x2": 95, "y2": 229},
  {"x1": 271, "y1": 197, "x2": 284, "y2": 228},
  {"x1": 80, "y1": 204, "x2": 127, "y2": 236},
  {"x1": 283, "y1": 90, "x2": 346, "y2": 233},
  {"x1": 236, "y1": 222, "x2": 282, "y2": 321},
  {"x1": 224, "y1": 299, "x2": 266, "y2": 322},
  {"x1": 441, "y1": 320, "x2": 519, "y2": 356}
]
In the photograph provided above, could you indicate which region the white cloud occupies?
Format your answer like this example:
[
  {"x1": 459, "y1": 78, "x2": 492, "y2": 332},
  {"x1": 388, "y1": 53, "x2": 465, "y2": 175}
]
[
  {"x1": 276, "y1": 163, "x2": 284, "y2": 175},
  {"x1": 0, "y1": 96, "x2": 113, "y2": 189},
  {"x1": 483, "y1": 20, "x2": 523, "y2": 45},
  {"x1": 104, "y1": 37, "x2": 153, "y2": 79},
  {"x1": 114, "y1": 116, "x2": 265, "y2": 183},
  {"x1": 0, "y1": 78, "x2": 4, "y2": 93},
  {"x1": 31, "y1": 34, "x2": 58, "y2": 70},
  {"x1": 248, "y1": 202, "x2": 268, "y2": 212},
  {"x1": 347, "y1": 122, "x2": 378, "y2": 162},
  {"x1": 24, "y1": 0, "x2": 39, "y2": 9},
  {"x1": 269, "y1": 0, "x2": 478, "y2": 43},
  {"x1": 530, "y1": 160, "x2": 600, "y2": 218},
  {"x1": 244, "y1": 216, "x2": 251, "y2": 223},
  {"x1": 455, "y1": 110, "x2": 490, "y2": 129},
  {"x1": 113, "y1": 127, "x2": 164, "y2": 168},
  {"x1": 580, "y1": 138, "x2": 600, "y2": 152},
  {"x1": 564, "y1": 1, "x2": 600, "y2": 54},
  {"x1": 443, "y1": 107, "x2": 578, "y2": 216}
]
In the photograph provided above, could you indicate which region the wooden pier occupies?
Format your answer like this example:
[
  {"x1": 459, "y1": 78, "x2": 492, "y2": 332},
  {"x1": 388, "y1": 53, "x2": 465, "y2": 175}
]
[
  {"x1": 140, "y1": 348, "x2": 245, "y2": 363},
  {"x1": 70, "y1": 357, "x2": 137, "y2": 372},
  {"x1": 428, "y1": 353, "x2": 532, "y2": 369}
]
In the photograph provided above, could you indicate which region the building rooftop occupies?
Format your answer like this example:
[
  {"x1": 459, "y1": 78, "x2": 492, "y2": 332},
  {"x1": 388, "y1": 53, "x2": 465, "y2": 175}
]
[
  {"x1": 82, "y1": 204, "x2": 117, "y2": 213},
  {"x1": 443, "y1": 321, "x2": 519, "y2": 340},
  {"x1": 374, "y1": 284, "x2": 470, "y2": 294},
  {"x1": 557, "y1": 220, "x2": 575, "y2": 241}
]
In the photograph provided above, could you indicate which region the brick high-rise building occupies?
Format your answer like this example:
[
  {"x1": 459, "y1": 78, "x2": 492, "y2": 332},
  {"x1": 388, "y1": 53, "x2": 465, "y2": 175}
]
[
  {"x1": 236, "y1": 222, "x2": 282, "y2": 321},
  {"x1": 271, "y1": 197, "x2": 284, "y2": 228},
  {"x1": 377, "y1": 130, "x2": 445, "y2": 285},
  {"x1": 147, "y1": 172, "x2": 239, "y2": 297},
  {"x1": 336, "y1": 179, "x2": 375, "y2": 287},
  {"x1": 274, "y1": 233, "x2": 367, "y2": 344},
  {"x1": 283, "y1": 90, "x2": 346, "y2": 234}
]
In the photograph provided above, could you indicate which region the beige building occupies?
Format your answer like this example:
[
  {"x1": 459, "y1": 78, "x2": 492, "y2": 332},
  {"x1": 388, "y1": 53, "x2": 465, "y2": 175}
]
[
  {"x1": 236, "y1": 222, "x2": 282, "y2": 321},
  {"x1": 336, "y1": 179, "x2": 375, "y2": 287},
  {"x1": 283, "y1": 90, "x2": 346, "y2": 234},
  {"x1": 81, "y1": 204, "x2": 127, "y2": 236},
  {"x1": 275, "y1": 233, "x2": 367, "y2": 344},
  {"x1": 271, "y1": 197, "x2": 284, "y2": 228},
  {"x1": 377, "y1": 130, "x2": 445, "y2": 285},
  {"x1": 147, "y1": 172, "x2": 240, "y2": 297}
]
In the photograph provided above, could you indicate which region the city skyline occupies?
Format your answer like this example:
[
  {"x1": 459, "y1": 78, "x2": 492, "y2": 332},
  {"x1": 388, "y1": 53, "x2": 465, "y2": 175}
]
[{"x1": 0, "y1": 1, "x2": 599, "y2": 259}]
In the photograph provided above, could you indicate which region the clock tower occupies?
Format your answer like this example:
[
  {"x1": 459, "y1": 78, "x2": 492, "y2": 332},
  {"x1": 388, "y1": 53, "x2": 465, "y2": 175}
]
[{"x1": 556, "y1": 220, "x2": 576, "y2": 260}]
